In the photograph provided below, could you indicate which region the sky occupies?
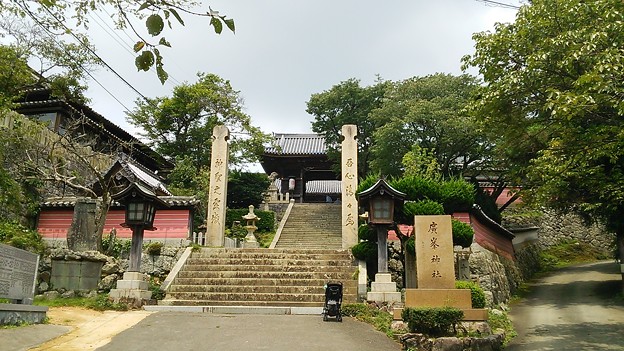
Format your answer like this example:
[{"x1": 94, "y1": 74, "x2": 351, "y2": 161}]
[{"x1": 82, "y1": 0, "x2": 520, "y2": 140}]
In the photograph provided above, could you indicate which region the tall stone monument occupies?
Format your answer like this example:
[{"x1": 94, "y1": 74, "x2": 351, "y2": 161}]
[
  {"x1": 402, "y1": 215, "x2": 486, "y2": 321},
  {"x1": 66, "y1": 198, "x2": 100, "y2": 252},
  {"x1": 341, "y1": 124, "x2": 358, "y2": 249},
  {"x1": 206, "y1": 125, "x2": 230, "y2": 247}
]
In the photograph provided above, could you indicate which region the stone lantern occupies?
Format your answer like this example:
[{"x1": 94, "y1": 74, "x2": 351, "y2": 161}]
[
  {"x1": 357, "y1": 178, "x2": 405, "y2": 303},
  {"x1": 242, "y1": 205, "x2": 260, "y2": 248}
]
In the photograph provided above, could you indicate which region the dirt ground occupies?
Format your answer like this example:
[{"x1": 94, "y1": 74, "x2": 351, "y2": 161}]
[{"x1": 28, "y1": 307, "x2": 153, "y2": 351}]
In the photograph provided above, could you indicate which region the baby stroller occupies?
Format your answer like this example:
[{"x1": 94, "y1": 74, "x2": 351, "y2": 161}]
[{"x1": 322, "y1": 281, "x2": 343, "y2": 322}]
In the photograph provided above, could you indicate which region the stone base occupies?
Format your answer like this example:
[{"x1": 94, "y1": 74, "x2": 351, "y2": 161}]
[
  {"x1": 0, "y1": 304, "x2": 48, "y2": 325},
  {"x1": 405, "y1": 288, "x2": 472, "y2": 309},
  {"x1": 367, "y1": 273, "x2": 401, "y2": 303},
  {"x1": 242, "y1": 241, "x2": 259, "y2": 248},
  {"x1": 109, "y1": 272, "x2": 151, "y2": 302}
]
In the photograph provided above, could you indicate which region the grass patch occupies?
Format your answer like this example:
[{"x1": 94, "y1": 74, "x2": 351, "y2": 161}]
[
  {"x1": 34, "y1": 294, "x2": 128, "y2": 311},
  {"x1": 539, "y1": 240, "x2": 609, "y2": 272},
  {"x1": 342, "y1": 303, "x2": 397, "y2": 337},
  {"x1": 256, "y1": 231, "x2": 276, "y2": 248},
  {"x1": 488, "y1": 309, "x2": 516, "y2": 346}
]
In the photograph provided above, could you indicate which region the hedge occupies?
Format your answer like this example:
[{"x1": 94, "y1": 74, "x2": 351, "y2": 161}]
[
  {"x1": 225, "y1": 209, "x2": 275, "y2": 232},
  {"x1": 455, "y1": 280, "x2": 486, "y2": 308},
  {"x1": 402, "y1": 307, "x2": 464, "y2": 337},
  {"x1": 451, "y1": 219, "x2": 474, "y2": 248},
  {"x1": 351, "y1": 241, "x2": 377, "y2": 261}
]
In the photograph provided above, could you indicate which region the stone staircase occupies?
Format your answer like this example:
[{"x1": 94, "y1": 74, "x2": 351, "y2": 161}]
[
  {"x1": 161, "y1": 248, "x2": 358, "y2": 306},
  {"x1": 274, "y1": 203, "x2": 342, "y2": 249}
]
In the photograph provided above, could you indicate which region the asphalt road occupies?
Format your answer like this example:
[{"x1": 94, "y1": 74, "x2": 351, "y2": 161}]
[
  {"x1": 95, "y1": 312, "x2": 402, "y2": 351},
  {"x1": 506, "y1": 261, "x2": 624, "y2": 351}
]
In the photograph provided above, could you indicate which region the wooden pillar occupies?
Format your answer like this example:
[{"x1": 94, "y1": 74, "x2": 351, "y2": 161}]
[{"x1": 128, "y1": 226, "x2": 144, "y2": 272}]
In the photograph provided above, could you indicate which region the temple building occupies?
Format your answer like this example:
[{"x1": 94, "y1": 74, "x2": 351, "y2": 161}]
[{"x1": 260, "y1": 133, "x2": 341, "y2": 203}]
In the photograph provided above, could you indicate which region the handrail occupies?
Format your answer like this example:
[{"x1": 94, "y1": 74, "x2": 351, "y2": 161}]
[{"x1": 268, "y1": 199, "x2": 295, "y2": 249}]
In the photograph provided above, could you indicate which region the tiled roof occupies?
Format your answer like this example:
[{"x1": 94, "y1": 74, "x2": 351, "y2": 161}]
[
  {"x1": 305, "y1": 180, "x2": 341, "y2": 194},
  {"x1": 41, "y1": 196, "x2": 199, "y2": 208},
  {"x1": 265, "y1": 133, "x2": 327, "y2": 155},
  {"x1": 126, "y1": 162, "x2": 171, "y2": 196}
]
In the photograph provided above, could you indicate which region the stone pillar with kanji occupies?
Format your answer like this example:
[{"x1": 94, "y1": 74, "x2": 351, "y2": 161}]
[
  {"x1": 341, "y1": 124, "x2": 358, "y2": 249},
  {"x1": 399, "y1": 215, "x2": 487, "y2": 321},
  {"x1": 206, "y1": 125, "x2": 230, "y2": 247}
]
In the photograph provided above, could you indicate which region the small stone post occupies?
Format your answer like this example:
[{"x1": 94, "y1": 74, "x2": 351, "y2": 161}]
[
  {"x1": 341, "y1": 124, "x2": 358, "y2": 249},
  {"x1": 206, "y1": 125, "x2": 230, "y2": 247}
]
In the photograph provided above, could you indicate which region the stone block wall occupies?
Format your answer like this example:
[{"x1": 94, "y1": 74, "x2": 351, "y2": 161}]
[{"x1": 504, "y1": 209, "x2": 615, "y2": 255}]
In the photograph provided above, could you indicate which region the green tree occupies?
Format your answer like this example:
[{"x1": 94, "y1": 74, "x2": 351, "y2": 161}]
[
  {"x1": 127, "y1": 72, "x2": 269, "y2": 189},
  {"x1": 369, "y1": 73, "x2": 488, "y2": 179},
  {"x1": 307, "y1": 78, "x2": 389, "y2": 178},
  {"x1": 463, "y1": 0, "x2": 624, "y2": 289},
  {"x1": 227, "y1": 171, "x2": 270, "y2": 209},
  {"x1": 0, "y1": 0, "x2": 234, "y2": 83}
]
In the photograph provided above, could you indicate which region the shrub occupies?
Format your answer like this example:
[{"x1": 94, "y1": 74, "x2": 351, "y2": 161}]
[
  {"x1": 145, "y1": 241, "x2": 163, "y2": 255},
  {"x1": 0, "y1": 221, "x2": 45, "y2": 254},
  {"x1": 402, "y1": 307, "x2": 464, "y2": 337},
  {"x1": 403, "y1": 200, "x2": 445, "y2": 220},
  {"x1": 351, "y1": 241, "x2": 377, "y2": 261},
  {"x1": 358, "y1": 224, "x2": 376, "y2": 242},
  {"x1": 390, "y1": 175, "x2": 441, "y2": 202},
  {"x1": 455, "y1": 280, "x2": 486, "y2": 308},
  {"x1": 439, "y1": 179, "x2": 475, "y2": 213},
  {"x1": 102, "y1": 232, "x2": 131, "y2": 258},
  {"x1": 452, "y1": 219, "x2": 474, "y2": 248}
]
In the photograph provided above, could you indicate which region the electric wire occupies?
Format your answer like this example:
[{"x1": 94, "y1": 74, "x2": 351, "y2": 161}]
[{"x1": 475, "y1": 0, "x2": 521, "y2": 10}]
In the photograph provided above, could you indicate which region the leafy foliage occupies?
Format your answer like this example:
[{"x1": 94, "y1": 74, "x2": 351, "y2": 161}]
[
  {"x1": 358, "y1": 224, "x2": 376, "y2": 242},
  {"x1": 127, "y1": 73, "x2": 268, "y2": 173},
  {"x1": 102, "y1": 232, "x2": 131, "y2": 259},
  {"x1": 0, "y1": 222, "x2": 45, "y2": 254},
  {"x1": 1, "y1": 1, "x2": 234, "y2": 84},
  {"x1": 463, "y1": 0, "x2": 624, "y2": 277},
  {"x1": 455, "y1": 280, "x2": 486, "y2": 308},
  {"x1": 451, "y1": 219, "x2": 474, "y2": 248},
  {"x1": 403, "y1": 200, "x2": 445, "y2": 218},
  {"x1": 227, "y1": 171, "x2": 270, "y2": 209},
  {"x1": 307, "y1": 78, "x2": 389, "y2": 178},
  {"x1": 351, "y1": 241, "x2": 377, "y2": 261},
  {"x1": 370, "y1": 74, "x2": 488, "y2": 178},
  {"x1": 225, "y1": 209, "x2": 275, "y2": 233},
  {"x1": 402, "y1": 307, "x2": 464, "y2": 337}
]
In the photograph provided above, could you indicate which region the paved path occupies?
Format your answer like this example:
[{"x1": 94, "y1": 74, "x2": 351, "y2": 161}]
[
  {"x1": 96, "y1": 312, "x2": 402, "y2": 351},
  {"x1": 506, "y1": 261, "x2": 624, "y2": 350}
]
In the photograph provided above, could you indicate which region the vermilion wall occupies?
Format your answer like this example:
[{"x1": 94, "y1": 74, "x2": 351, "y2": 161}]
[{"x1": 37, "y1": 209, "x2": 191, "y2": 240}]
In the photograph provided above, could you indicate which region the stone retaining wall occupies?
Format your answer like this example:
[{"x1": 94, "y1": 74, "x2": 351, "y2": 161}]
[
  {"x1": 38, "y1": 246, "x2": 186, "y2": 294},
  {"x1": 504, "y1": 209, "x2": 614, "y2": 254}
]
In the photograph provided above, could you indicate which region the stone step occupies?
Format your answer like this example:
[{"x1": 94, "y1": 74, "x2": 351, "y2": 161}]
[
  {"x1": 184, "y1": 258, "x2": 353, "y2": 267},
  {"x1": 164, "y1": 292, "x2": 356, "y2": 303},
  {"x1": 176, "y1": 270, "x2": 355, "y2": 280},
  {"x1": 159, "y1": 300, "x2": 334, "y2": 307},
  {"x1": 194, "y1": 248, "x2": 349, "y2": 256},
  {"x1": 172, "y1": 277, "x2": 349, "y2": 286},
  {"x1": 168, "y1": 283, "x2": 356, "y2": 294},
  {"x1": 179, "y1": 265, "x2": 354, "y2": 274},
  {"x1": 193, "y1": 250, "x2": 348, "y2": 258}
]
